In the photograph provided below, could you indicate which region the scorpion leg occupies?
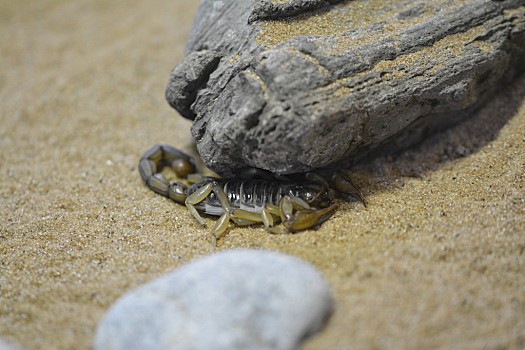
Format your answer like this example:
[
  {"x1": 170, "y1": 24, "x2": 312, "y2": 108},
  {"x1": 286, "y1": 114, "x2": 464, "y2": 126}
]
[
  {"x1": 230, "y1": 208, "x2": 274, "y2": 228},
  {"x1": 211, "y1": 212, "x2": 231, "y2": 247},
  {"x1": 185, "y1": 180, "x2": 235, "y2": 245},
  {"x1": 279, "y1": 196, "x2": 294, "y2": 224},
  {"x1": 265, "y1": 204, "x2": 281, "y2": 218},
  {"x1": 184, "y1": 183, "x2": 213, "y2": 226},
  {"x1": 261, "y1": 208, "x2": 274, "y2": 227},
  {"x1": 289, "y1": 195, "x2": 311, "y2": 210},
  {"x1": 213, "y1": 206, "x2": 278, "y2": 244},
  {"x1": 213, "y1": 208, "x2": 276, "y2": 241}
]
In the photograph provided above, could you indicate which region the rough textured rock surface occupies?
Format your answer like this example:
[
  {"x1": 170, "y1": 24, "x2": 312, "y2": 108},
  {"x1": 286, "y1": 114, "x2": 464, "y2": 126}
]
[
  {"x1": 93, "y1": 249, "x2": 333, "y2": 350},
  {"x1": 166, "y1": 0, "x2": 525, "y2": 175}
]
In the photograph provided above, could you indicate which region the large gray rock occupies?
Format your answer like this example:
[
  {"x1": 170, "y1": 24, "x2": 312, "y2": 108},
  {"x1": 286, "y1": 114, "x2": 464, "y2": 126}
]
[
  {"x1": 93, "y1": 249, "x2": 333, "y2": 350},
  {"x1": 166, "y1": 0, "x2": 525, "y2": 176}
]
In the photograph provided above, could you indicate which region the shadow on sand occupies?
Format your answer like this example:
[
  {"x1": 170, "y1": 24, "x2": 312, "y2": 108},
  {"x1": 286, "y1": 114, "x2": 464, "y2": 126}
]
[{"x1": 349, "y1": 73, "x2": 525, "y2": 197}]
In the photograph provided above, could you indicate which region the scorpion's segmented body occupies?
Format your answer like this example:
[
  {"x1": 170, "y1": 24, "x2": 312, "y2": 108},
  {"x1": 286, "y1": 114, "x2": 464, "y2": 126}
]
[
  {"x1": 138, "y1": 144, "x2": 364, "y2": 245},
  {"x1": 188, "y1": 179, "x2": 331, "y2": 217}
]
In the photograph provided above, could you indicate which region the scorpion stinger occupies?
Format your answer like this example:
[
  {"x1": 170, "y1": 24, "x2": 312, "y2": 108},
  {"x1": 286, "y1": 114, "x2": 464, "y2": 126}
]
[{"x1": 139, "y1": 144, "x2": 366, "y2": 246}]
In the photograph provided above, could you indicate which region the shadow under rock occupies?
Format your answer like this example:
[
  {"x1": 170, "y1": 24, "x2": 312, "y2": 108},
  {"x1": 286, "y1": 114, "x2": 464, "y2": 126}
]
[{"x1": 349, "y1": 73, "x2": 525, "y2": 195}]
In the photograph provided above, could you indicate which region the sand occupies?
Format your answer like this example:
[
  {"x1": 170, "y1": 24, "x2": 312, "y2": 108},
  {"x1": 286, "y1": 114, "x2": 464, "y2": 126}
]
[{"x1": 1, "y1": 1, "x2": 524, "y2": 349}]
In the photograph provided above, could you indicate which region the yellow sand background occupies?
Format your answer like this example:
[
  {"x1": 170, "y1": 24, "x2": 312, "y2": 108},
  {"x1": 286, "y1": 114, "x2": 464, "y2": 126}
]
[{"x1": 1, "y1": 1, "x2": 524, "y2": 349}]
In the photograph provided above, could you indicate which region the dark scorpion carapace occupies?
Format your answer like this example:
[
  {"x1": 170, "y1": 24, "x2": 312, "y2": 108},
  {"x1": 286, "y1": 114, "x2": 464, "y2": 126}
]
[{"x1": 138, "y1": 144, "x2": 365, "y2": 245}]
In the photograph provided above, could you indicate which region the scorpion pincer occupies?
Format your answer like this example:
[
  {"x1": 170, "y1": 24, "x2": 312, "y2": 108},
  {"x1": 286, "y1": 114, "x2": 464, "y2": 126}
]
[{"x1": 138, "y1": 144, "x2": 365, "y2": 246}]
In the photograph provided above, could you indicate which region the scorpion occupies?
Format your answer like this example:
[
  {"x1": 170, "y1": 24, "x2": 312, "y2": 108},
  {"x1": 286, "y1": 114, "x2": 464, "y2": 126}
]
[{"x1": 138, "y1": 144, "x2": 365, "y2": 246}]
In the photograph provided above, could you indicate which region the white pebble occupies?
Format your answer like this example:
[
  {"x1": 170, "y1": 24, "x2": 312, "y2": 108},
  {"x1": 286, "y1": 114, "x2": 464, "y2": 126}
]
[
  {"x1": 93, "y1": 249, "x2": 333, "y2": 350},
  {"x1": 0, "y1": 339, "x2": 22, "y2": 350}
]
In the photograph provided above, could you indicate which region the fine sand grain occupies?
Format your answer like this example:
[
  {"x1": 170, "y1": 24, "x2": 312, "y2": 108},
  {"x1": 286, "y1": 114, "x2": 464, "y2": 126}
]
[{"x1": 1, "y1": 1, "x2": 524, "y2": 349}]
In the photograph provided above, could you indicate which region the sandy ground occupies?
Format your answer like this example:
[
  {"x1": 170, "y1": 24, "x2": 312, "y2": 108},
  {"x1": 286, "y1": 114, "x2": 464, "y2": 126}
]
[{"x1": 1, "y1": 1, "x2": 524, "y2": 349}]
